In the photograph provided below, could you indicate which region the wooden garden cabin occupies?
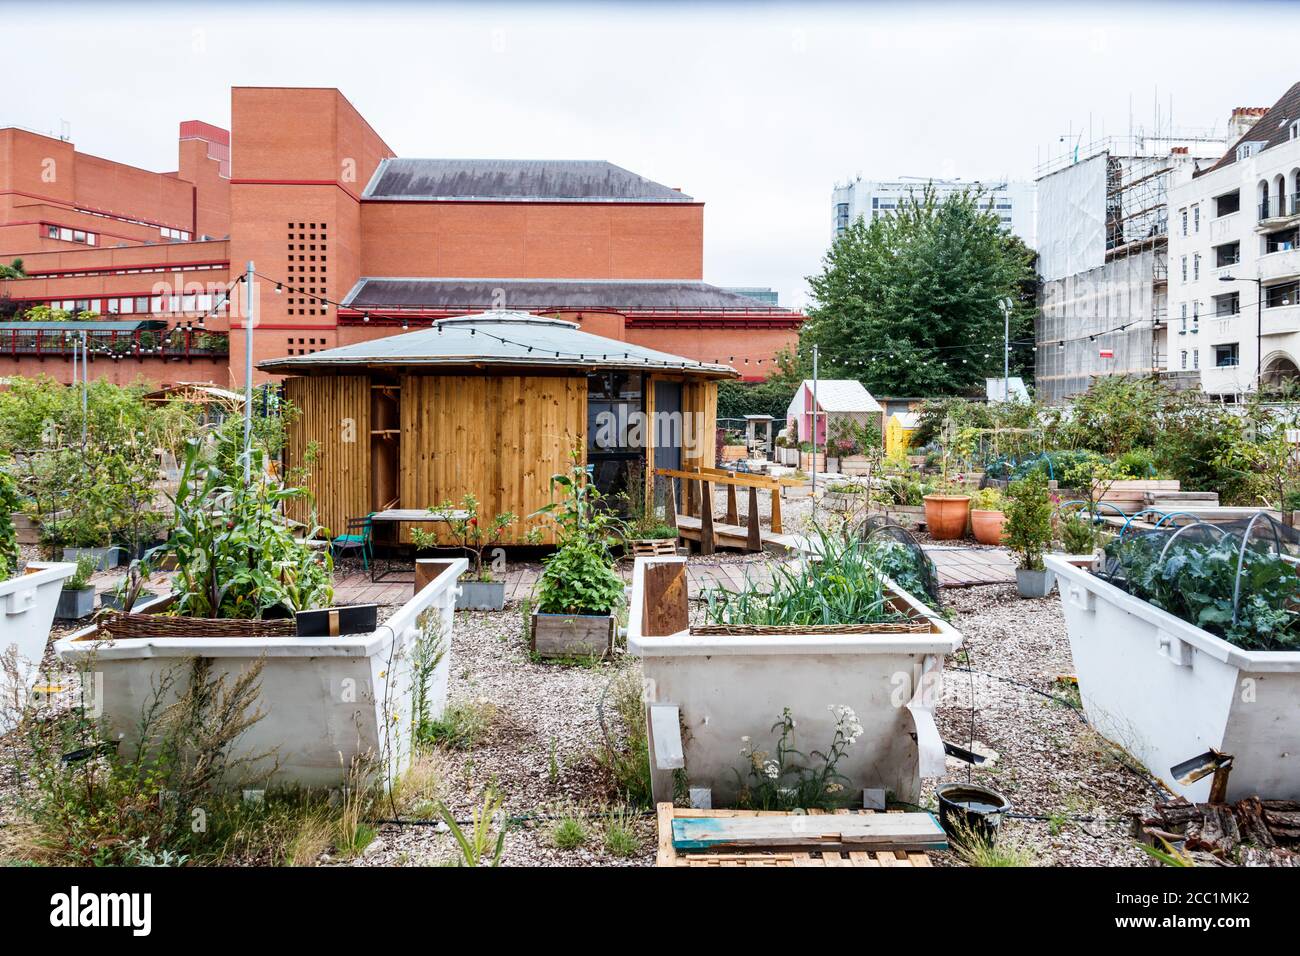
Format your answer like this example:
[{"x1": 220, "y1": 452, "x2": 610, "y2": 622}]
[{"x1": 258, "y1": 312, "x2": 736, "y2": 545}]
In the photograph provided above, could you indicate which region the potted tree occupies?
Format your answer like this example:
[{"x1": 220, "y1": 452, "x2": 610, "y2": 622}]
[
  {"x1": 1004, "y1": 472, "x2": 1054, "y2": 597},
  {"x1": 968, "y1": 487, "x2": 1007, "y2": 545},
  {"x1": 922, "y1": 428, "x2": 970, "y2": 540},
  {"x1": 531, "y1": 457, "x2": 625, "y2": 659},
  {"x1": 411, "y1": 493, "x2": 533, "y2": 611},
  {"x1": 55, "y1": 553, "x2": 98, "y2": 620}
]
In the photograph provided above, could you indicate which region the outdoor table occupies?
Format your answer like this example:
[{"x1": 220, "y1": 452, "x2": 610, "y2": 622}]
[{"x1": 367, "y1": 508, "x2": 469, "y2": 582}]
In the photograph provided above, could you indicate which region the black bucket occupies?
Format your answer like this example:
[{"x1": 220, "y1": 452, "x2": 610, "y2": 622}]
[{"x1": 936, "y1": 783, "x2": 1011, "y2": 844}]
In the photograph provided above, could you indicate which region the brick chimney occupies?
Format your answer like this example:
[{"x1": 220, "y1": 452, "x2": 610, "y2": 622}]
[{"x1": 1229, "y1": 107, "x2": 1268, "y2": 141}]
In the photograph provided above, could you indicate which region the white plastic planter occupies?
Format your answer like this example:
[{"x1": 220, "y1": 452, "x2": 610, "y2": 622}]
[
  {"x1": 628, "y1": 556, "x2": 962, "y2": 807},
  {"x1": 1046, "y1": 555, "x2": 1300, "y2": 801},
  {"x1": 55, "y1": 558, "x2": 467, "y2": 790},
  {"x1": 0, "y1": 562, "x2": 76, "y2": 697}
]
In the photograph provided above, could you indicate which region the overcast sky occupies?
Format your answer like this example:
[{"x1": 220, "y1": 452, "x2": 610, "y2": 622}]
[{"x1": 6, "y1": 1, "x2": 1299, "y2": 308}]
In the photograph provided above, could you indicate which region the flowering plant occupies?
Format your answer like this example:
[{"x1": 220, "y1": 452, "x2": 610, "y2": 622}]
[
  {"x1": 411, "y1": 493, "x2": 535, "y2": 582},
  {"x1": 733, "y1": 705, "x2": 863, "y2": 810}
]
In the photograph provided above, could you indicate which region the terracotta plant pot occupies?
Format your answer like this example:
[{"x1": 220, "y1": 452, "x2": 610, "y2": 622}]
[
  {"x1": 923, "y1": 494, "x2": 971, "y2": 540},
  {"x1": 969, "y1": 509, "x2": 1007, "y2": 546}
]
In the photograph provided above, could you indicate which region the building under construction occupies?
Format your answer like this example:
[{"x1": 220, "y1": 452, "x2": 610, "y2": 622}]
[{"x1": 1033, "y1": 118, "x2": 1246, "y2": 402}]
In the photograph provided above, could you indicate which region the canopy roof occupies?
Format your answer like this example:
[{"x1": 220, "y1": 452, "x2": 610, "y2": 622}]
[{"x1": 258, "y1": 311, "x2": 737, "y2": 379}]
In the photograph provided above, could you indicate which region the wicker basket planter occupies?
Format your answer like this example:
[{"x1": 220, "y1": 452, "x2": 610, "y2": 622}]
[
  {"x1": 55, "y1": 558, "x2": 468, "y2": 789},
  {"x1": 628, "y1": 556, "x2": 962, "y2": 808}
]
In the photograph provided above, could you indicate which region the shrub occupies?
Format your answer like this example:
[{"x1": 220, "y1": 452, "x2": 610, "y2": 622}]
[
  {"x1": 1003, "y1": 473, "x2": 1053, "y2": 571},
  {"x1": 65, "y1": 553, "x2": 97, "y2": 591},
  {"x1": 969, "y1": 487, "x2": 1004, "y2": 512},
  {"x1": 0, "y1": 460, "x2": 19, "y2": 580},
  {"x1": 1058, "y1": 512, "x2": 1098, "y2": 554}
]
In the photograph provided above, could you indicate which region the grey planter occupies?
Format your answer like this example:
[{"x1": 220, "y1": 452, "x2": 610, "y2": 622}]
[
  {"x1": 62, "y1": 546, "x2": 121, "y2": 571},
  {"x1": 56, "y1": 586, "x2": 96, "y2": 621},
  {"x1": 530, "y1": 611, "x2": 614, "y2": 660},
  {"x1": 1015, "y1": 567, "x2": 1055, "y2": 599},
  {"x1": 456, "y1": 580, "x2": 506, "y2": 611}
]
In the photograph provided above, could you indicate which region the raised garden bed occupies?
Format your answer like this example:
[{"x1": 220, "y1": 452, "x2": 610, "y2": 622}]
[
  {"x1": 1046, "y1": 554, "x2": 1300, "y2": 801},
  {"x1": 628, "y1": 554, "x2": 961, "y2": 808},
  {"x1": 0, "y1": 561, "x2": 76, "y2": 695},
  {"x1": 55, "y1": 558, "x2": 468, "y2": 789}
]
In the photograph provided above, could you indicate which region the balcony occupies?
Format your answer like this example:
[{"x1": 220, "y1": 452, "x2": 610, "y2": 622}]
[
  {"x1": 0, "y1": 323, "x2": 229, "y2": 359},
  {"x1": 1260, "y1": 304, "x2": 1300, "y2": 337},
  {"x1": 1258, "y1": 193, "x2": 1300, "y2": 225},
  {"x1": 1258, "y1": 249, "x2": 1300, "y2": 282}
]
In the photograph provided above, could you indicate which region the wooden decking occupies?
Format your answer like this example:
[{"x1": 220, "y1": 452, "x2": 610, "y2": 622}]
[{"x1": 925, "y1": 547, "x2": 1018, "y2": 587}]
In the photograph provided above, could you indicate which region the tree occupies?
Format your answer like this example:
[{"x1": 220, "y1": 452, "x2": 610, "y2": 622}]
[
  {"x1": 715, "y1": 347, "x2": 803, "y2": 422},
  {"x1": 802, "y1": 186, "x2": 1036, "y2": 397},
  {"x1": 0, "y1": 258, "x2": 24, "y2": 279}
]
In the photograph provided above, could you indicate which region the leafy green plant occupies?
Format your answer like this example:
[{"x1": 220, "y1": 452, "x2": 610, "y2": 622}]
[
  {"x1": 863, "y1": 534, "x2": 940, "y2": 606},
  {"x1": 410, "y1": 493, "x2": 538, "y2": 582},
  {"x1": 548, "y1": 814, "x2": 589, "y2": 850},
  {"x1": 734, "y1": 706, "x2": 861, "y2": 811},
  {"x1": 702, "y1": 525, "x2": 912, "y2": 627},
  {"x1": 436, "y1": 787, "x2": 509, "y2": 867},
  {"x1": 534, "y1": 454, "x2": 625, "y2": 616},
  {"x1": 1058, "y1": 511, "x2": 1098, "y2": 554},
  {"x1": 595, "y1": 670, "x2": 653, "y2": 808},
  {"x1": 0, "y1": 460, "x2": 20, "y2": 580},
  {"x1": 1003, "y1": 473, "x2": 1053, "y2": 572},
  {"x1": 969, "y1": 487, "x2": 1004, "y2": 512},
  {"x1": 1107, "y1": 530, "x2": 1300, "y2": 650},
  {"x1": 64, "y1": 553, "x2": 97, "y2": 591},
  {"x1": 602, "y1": 806, "x2": 641, "y2": 858},
  {"x1": 155, "y1": 441, "x2": 333, "y2": 619},
  {"x1": 416, "y1": 699, "x2": 495, "y2": 751}
]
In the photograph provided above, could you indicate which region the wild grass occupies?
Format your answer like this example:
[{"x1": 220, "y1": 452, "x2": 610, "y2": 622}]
[
  {"x1": 417, "y1": 698, "x2": 496, "y2": 751},
  {"x1": 548, "y1": 813, "x2": 589, "y2": 850},
  {"x1": 950, "y1": 820, "x2": 1038, "y2": 867},
  {"x1": 437, "y1": 786, "x2": 508, "y2": 867},
  {"x1": 594, "y1": 669, "x2": 653, "y2": 808},
  {"x1": 602, "y1": 805, "x2": 641, "y2": 858}
]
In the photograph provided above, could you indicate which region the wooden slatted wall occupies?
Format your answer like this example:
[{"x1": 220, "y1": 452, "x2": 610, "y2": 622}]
[
  {"x1": 399, "y1": 374, "x2": 587, "y2": 545},
  {"x1": 682, "y1": 379, "x2": 718, "y2": 472},
  {"x1": 283, "y1": 375, "x2": 372, "y2": 537}
]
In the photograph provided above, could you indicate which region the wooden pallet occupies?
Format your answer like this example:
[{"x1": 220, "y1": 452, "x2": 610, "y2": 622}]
[
  {"x1": 656, "y1": 803, "x2": 936, "y2": 867},
  {"x1": 630, "y1": 538, "x2": 679, "y2": 557}
]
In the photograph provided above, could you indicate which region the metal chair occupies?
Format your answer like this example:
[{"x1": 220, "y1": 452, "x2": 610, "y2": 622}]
[{"x1": 332, "y1": 515, "x2": 374, "y2": 570}]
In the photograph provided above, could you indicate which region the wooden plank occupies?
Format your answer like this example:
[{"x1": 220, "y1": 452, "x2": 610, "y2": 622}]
[
  {"x1": 699, "y1": 480, "x2": 715, "y2": 556},
  {"x1": 726, "y1": 484, "x2": 738, "y2": 525},
  {"x1": 642, "y1": 561, "x2": 689, "y2": 636},
  {"x1": 670, "y1": 812, "x2": 945, "y2": 852},
  {"x1": 656, "y1": 803, "x2": 676, "y2": 867},
  {"x1": 746, "y1": 486, "x2": 761, "y2": 552}
]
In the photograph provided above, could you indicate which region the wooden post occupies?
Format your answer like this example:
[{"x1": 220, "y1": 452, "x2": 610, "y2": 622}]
[
  {"x1": 771, "y1": 488, "x2": 783, "y2": 535},
  {"x1": 414, "y1": 559, "x2": 454, "y2": 597},
  {"x1": 699, "y1": 480, "x2": 715, "y2": 555},
  {"x1": 642, "y1": 561, "x2": 689, "y2": 636},
  {"x1": 666, "y1": 477, "x2": 679, "y2": 530},
  {"x1": 725, "y1": 484, "x2": 738, "y2": 525},
  {"x1": 746, "y1": 486, "x2": 761, "y2": 552}
]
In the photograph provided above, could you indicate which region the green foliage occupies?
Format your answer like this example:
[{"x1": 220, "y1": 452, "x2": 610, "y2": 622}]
[
  {"x1": 157, "y1": 441, "x2": 332, "y2": 619},
  {"x1": 595, "y1": 669, "x2": 653, "y2": 808},
  {"x1": 534, "y1": 453, "x2": 625, "y2": 616},
  {"x1": 416, "y1": 699, "x2": 495, "y2": 751},
  {"x1": 969, "y1": 487, "x2": 1004, "y2": 512},
  {"x1": 1003, "y1": 473, "x2": 1053, "y2": 571},
  {"x1": 411, "y1": 492, "x2": 538, "y2": 581},
  {"x1": 863, "y1": 534, "x2": 941, "y2": 606},
  {"x1": 548, "y1": 814, "x2": 589, "y2": 850},
  {"x1": 436, "y1": 787, "x2": 509, "y2": 867},
  {"x1": 1113, "y1": 447, "x2": 1159, "y2": 479},
  {"x1": 1060, "y1": 376, "x2": 1166, "y2": 457},
  {"x1": 0, "y1": 257, "x2": 25, "y2": 279},
  {"x1": 715, "y1": 347, "x2": 803, "y2": 421},
  {"x1": 602, "y1": 806, "x2": 641, "y2": 858},
  {"x1": 0, "y1": 460, "x2": 20, "y2": 580},
  {"x1": 803, "y1": 187, "x2": 1036, "y2": 396},
  {"x1": 734, "y1": 706, "x2": 861, "y2": 811},
  {"x1": 702, "y1": 525, "x2": 914, "y2": 627},
  {"x1": 1058, "y1": 512, "x2": 1099, "y2": 554},
  {"x1": 1107, "y1": 531, "x2": 1300, "y2": 650},
  {"x1": 65, "y1": 553, "x2": 97, "y2": 591}
]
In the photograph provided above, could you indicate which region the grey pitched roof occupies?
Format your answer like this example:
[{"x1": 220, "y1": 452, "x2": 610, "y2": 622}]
[
  {"x1": 363, "y1": 158, "x2": 694, "y2": 202},
  {"x1": 340, "y1": 278, "x2": 792, "y2": 313},
  {"x1": 1198, "y1": 82, "x2": 1300, "y2": 176},
  {"x1": 797, "y1": 380, "x2": 881, "y2": 413},
  {"x1": 257, "y1": 311, "x2": 737, "y2": 378}
]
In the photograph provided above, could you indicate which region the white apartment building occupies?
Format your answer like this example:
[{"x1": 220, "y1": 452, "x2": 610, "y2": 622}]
[
  {"x1": 1168, "y1": 83, "x2": 1300, "y2": 399},
  {"x1": 832, "y1": 177, "x2": 1037, "y2": 248}
]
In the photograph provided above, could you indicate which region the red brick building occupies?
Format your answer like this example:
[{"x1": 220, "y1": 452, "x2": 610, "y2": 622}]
[{"x1": 0, "y1": 88, "x2": 801, "y2": 387}]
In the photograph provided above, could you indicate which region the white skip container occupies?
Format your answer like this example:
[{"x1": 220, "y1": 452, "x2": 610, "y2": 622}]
[
  {"x1": 55, "y1": 558, "x2": 466, "y2": 789},
  {"x1": 0, "y1": 562, "x2": 76, "y2": 701},
  {"x1": 1046, "y1": 554, "x2": 1300, "y2": 801},
  {"x1": 627, "y1": 556, "x2": 962, "y2": 807}
]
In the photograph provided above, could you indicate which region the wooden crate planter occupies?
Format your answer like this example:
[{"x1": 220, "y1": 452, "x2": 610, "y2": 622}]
[
  {"x1": 720, "y1": 445, "x2": 747, "y2": 461},
  {"x1": 530, "y1": 611, "x2": 615, "y2": 659},
  {"x1": 800, "y1": 452, "x2": 826, "y2": 472},
  {"x1": 839, "y1": 455, "x2": 874, "y2": 477},
  {"x1": 656, "y1": 804, "x2": 940, "y2": 867}
]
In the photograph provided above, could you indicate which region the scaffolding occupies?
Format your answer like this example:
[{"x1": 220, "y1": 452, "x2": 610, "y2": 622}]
[{"x1": 1034, "y1": 128, "x2": 1227, "y2": 402}]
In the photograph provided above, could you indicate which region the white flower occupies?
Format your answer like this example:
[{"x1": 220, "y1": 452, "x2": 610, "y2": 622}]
[
  {"x1": 741, "y1": 735, "x2": 750, "y2": 743},
  {"x1": 763, "y1": 760, "x2": 780, "y2": 780}
]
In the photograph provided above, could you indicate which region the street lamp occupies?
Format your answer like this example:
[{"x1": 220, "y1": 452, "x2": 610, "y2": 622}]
[{"x1": 1219, "y1": 274, "x2": 1263, "y2": 391}]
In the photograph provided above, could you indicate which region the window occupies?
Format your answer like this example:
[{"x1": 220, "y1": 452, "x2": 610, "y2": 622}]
[
  {"x1": 1215, "y1": 241, "x2": 1240, "y2": 267},
  {"x1": 1193, "y1": 205, "x2": 1200, "y2": 233},
  {"x1": 1215, "y1": 191, "x2": 1241, "y2": 216},
  {"x1": 1291, "y1": 120, "x2": 1300, "y2": 141},
  {"x1": 1193, "y1": 349, "x2": 1200, "y2": 370},
  {"x1": 1180, "y1": 303, "x2": 1187, "y2": 331},
  {"x1": 1236, "y1": 141, "x2": 1264, "y2": 161},
  {"x1": 1180, "y1": 350, "x2": 1187, "y2": 370},
  {"x1": 1193, "y1": 301, "x2": 1200, "y2": 326},
  {"x1": 1265, "y1": 281, "x2": 1298, "y2": 308},
  {"x1": 1181, "y1": 256, "x2": 1188, "y2": 281},
  {"x1": 834, "y1": 202, "x2": 850, "y2": 233},
  {"x1": 1180, "y1": 208, "x2": 1188, "y2": 236},
  {"x1": 1193, "y1": 254, "x2": 1200, "y2": 280},
  {"x1": 1266, "y1": 226, "x2": 1298, "y2": 253},
  {"x1": 1214, "y1": 292, "x2": 1240, "y2": 317},
  {"x1": 1215, "y1": 343, "x2": 1240, "y2": 367}
]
